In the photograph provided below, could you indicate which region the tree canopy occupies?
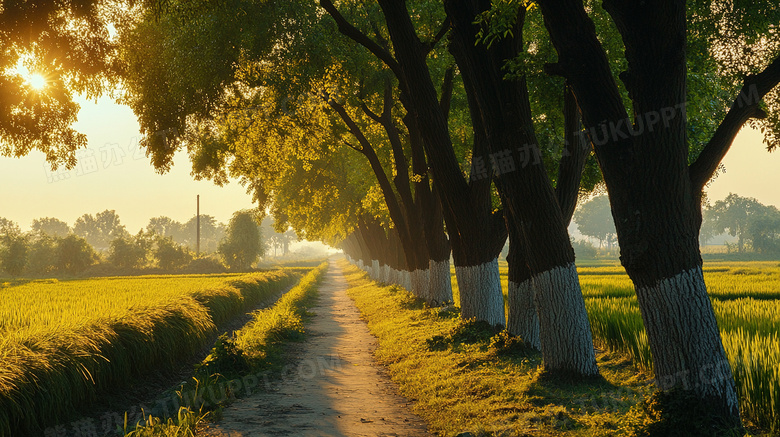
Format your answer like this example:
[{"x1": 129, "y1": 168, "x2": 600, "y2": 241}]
[
  {"x1": 703, "y1": 193, "x2": 780, "y2": 253},
  {"x1": 574, "y1": 195, "x2": 617, "y2": 249},
  {"x1": 0, "y1": 0, "x2": 119, "y2": 168}
]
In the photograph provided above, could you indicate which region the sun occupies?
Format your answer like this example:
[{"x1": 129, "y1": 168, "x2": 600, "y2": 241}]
[{"x1": 27, "y1": 73, "x2": 47, "y2": 90}]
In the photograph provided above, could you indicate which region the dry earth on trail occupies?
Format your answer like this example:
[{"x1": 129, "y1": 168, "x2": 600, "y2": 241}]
[{"x1": 201, "y1": 259, "x2": 430, "y2": 437}]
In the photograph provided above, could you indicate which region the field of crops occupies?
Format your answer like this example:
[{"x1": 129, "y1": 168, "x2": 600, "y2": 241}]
[
  {"x1": 578, "y1": 260, "x2": 780, "y2": 431},
  {"x1": 450, "y1": 260, "x2": 780, "y2": 431},
  {"x1": 0, "y1": 270, "x2": 303, "y2": 436}
]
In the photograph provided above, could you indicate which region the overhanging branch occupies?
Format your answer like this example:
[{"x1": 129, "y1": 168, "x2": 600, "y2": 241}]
[
  {"x1": 319, "y1": 0, "x2": 402, "y2": 78},
  {"x1": 689, "y1": 55, "x2": 780, "y2": 191}
]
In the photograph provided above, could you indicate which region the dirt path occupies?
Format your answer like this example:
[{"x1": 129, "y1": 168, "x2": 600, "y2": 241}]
[{"x1": 201, "y1": 259, "x2": 430, "y2": 437}]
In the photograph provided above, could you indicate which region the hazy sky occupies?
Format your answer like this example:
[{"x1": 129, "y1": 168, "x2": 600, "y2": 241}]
[
  {"x1": 0, "y1": 96, "x2": 255, "y2": 233},
  {"x1": 1, "y1": 96, "x2": 778, "y2": 234}
]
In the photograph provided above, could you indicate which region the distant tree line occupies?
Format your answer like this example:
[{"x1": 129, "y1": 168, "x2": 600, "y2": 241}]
[
  {"x1": 570, "y1": 193, "x2": 780, "y2": 259},
  {"x1": 0, "y1": 209, "x2": 294, "y2": 277},
  {"x1": 701, "y1": 193, "x2": 780, "y2": 254}
]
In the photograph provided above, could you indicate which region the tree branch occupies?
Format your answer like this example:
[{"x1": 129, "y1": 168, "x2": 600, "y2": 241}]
[
  {"x1": 327, "y1": 98, "x2": 413, "y2": 257},
  {"x1": 439, "y1": 66, "x2": 455, "y2": 119},
  {"x1": 556, "y1": 83, "x2": 590, "y2": 225},
  {"x1": 689, "y1": 55, "x2": 780, "y2": 191},
  {"x1": 359, "y1": 101, "x2": 382, "y2": 123},
  {"x1": 423, "y1": 17, "x2": 451, "y2": 56},
  {"x1": 319, "y1": 0, "x2": 402, "y2": 78},
  {"x1": 343, "y1": 140, "x2": 363, "y2": 153}
]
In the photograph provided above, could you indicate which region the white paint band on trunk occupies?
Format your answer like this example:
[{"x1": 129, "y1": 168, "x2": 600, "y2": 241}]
[
  {"x1": 636, "y1": 266, "x2": 738, "y2": 408},
  {"x1": 533, "y1": 262, "x2": 598, "y2": 376},
  {"x1": 371, "y1": 260, "x2": 380, "y2": 281},
  {"x1": 507, "y1": 279, "x2": 540, "y2": 350},
  {"x1": 428, "y1": 259, "x2": 453, "y2": 305},
  {"x1": 454, "y1": 258, "x2": 505, "y2": 327},
  {"x1": 411, "y1": 268, "x2": 430, "y2": 300}
]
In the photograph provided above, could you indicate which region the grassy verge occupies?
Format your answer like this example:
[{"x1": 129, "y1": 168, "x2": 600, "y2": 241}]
[
  {"x1": 0, "y1": 270, "x2": 300, "y2": 437},
  {"x1": 122, "y1": 261, "x2": 328, "y2": 436},
  {"x1": 339, "y1": 259, "x2": 652, "y2": 436}
]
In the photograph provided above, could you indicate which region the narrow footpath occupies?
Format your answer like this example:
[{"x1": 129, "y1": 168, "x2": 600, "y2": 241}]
[{"x1": 201, "y1": 258, "x2": 430, "y2": 436}]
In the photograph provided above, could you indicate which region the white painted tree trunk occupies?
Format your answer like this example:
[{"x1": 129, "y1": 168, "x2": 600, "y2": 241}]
[
  {"x1": 428, "y1": 259, "x2": 453, "y2": 305},
  {"x1": 411, "y1": 268, "x2": 430, "y2": 300},
  {"x1": 507, "y1": 279, "x2": 541, "y2": 350},
  {"x1": 371, "y1": 260, "x2": 380, "y2": 280},
  {"x1": 455, "y1": 258, "x2": 505, "y2": 327},
  {"x1": 400, "y1": 270, "x2": 412, "y2": 292},
  {"x1": 534, "y1": 262, "x2": 598, "y2": 376},
  {"x1": 636, "y1": 266, "x2": 739, "y2": 413}
]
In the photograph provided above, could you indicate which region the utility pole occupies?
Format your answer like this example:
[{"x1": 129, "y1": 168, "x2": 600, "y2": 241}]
[{"x1": 196, "y1": 195, "x2": 200, "y2": 256}]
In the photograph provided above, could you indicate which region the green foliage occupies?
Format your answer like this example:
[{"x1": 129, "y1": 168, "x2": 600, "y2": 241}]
[
  {"x1": 571, "y1": 238, "x2": 598, "y2": 259},
  {"x1": 0, "y1": 218, "x2": 21, "y2": 238},
  {"x1": 147, "y1": 216, "x2": 226, "y2": 253},
  {"x1": 56, "y1": 234, "x2": 97, "y2": 273},
  {"x1": 123, "y1": 407, "x2": 204, "y2": 437},
  {"x1": 426, "y1": 318, "x2": 501, "y2": 352},
  {"x1": 219, "y1": 210, "x2": 263, "y2": 270},
  {"x1": 155, "y1": 237, "x2": 193, "y2": 271},
  {"x1": 574, "y1": 195, "x2": 617, "y2": 249},
  {"x1": 110, "y1": 234, "x2": 151, "y2": 269},
  {"x1": 31, "y1": 217, "x2": 70, "y2": 238},
  {"x1": 182, "y1": 256, "x2": 227, "y2": 274},
  {"x1": 488, "y1": 329, "x2": 535, "y2": 358},
  {"x1": 0, "y1": 235, "x2": 28, "y2": 277},
  {"x1": 0, "y1": 1, "x2": 117, "y2": 168},
  {"x1": 703, "y1": 193, "x2": 780, "y2": 254},
  {"x1": 73, "y1": 210, "x2": 130, "y2": 251},
  {"x1": 25, "y1": 234, "x2": 58, "y2": 275},
  {"x1": 197, "y1": 334, "x2": 250, "y2": 377}
]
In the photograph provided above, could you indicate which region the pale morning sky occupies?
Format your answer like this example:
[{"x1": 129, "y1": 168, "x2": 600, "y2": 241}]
[
  {"x1": 1, "y1": 96, "x2": 778, "y2": 233},
  {"x1": 0, "y1": 96, "x2": 255, "y2": 233}
]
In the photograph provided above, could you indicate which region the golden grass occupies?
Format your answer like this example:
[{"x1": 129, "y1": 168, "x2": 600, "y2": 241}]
[
  {"x1": 0, "y1": 270, "x2": 300, "y2": 436},
  {"x1": 342, "y1": 259, "x2": 652, "y2": 436}
]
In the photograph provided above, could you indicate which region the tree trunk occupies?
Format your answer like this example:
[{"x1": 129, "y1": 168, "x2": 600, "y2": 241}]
[
  {"x1": 636, "y1": 265, "x2": 738, "y2": 415},
  {"x1": 405, "y1": 114, "x2": 454, "y2": 305},
  {"x1": 455, "y1": 258, "x2": 505, "y2": 326},
  {"x1": 536, "y1": 0, "x2": 743, "y2": 426},
  {"x1": 507, "y1": 279, "x2": 540, "y2": 349},
  {"x1": 504, "y1": 213, "x2": 541, "y2": 349},
  {"x1": 428, "y1": 258, "x2": 452, "y2": 304},
  {"x1": 377, "y1": 0, "x2": 507, "y2": 326},
  {"x1": 534, "y1": 262, "x2": 596, "y2": 375},
  {"x1": 445, "y1": 0, "x2": 598, "y2": 376}
]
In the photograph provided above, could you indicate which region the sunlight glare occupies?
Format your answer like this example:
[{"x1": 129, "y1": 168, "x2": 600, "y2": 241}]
[{"x1": 28, "y1": 74, "x2": 47, "y2": 90}]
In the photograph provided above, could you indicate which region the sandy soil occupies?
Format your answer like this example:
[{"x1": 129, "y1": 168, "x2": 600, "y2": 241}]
[{"x1": 200, "y1": 259, "x2": 430, "y2": 437}]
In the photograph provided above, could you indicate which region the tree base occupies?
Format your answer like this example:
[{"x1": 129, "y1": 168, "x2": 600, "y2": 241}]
[{"x1": 623, "y1": 389, "x2": 744, "y2": 437}]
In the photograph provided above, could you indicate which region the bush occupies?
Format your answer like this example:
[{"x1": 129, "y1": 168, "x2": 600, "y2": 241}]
[
  {"x1": 155, "y1": 236, "x2": 193, "y2": 271},
  {"x1": 56, "y1": 235, "x2": 98, "y2": 273},
  {"x1": 109, "y1": 236, "x2": 149, "y2": 269},
  {"x1": 183, "y1": 256, "x2": 227, "y2": 274},
  {"x1": 572, "y1": 239, "x2": 598, "y2": 259}
]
